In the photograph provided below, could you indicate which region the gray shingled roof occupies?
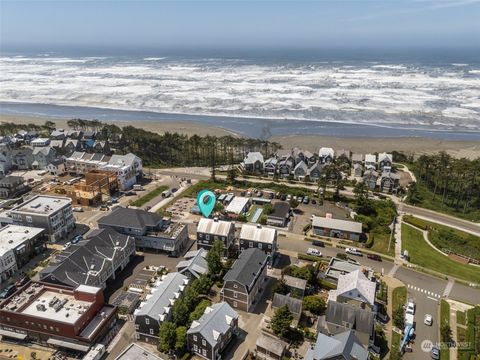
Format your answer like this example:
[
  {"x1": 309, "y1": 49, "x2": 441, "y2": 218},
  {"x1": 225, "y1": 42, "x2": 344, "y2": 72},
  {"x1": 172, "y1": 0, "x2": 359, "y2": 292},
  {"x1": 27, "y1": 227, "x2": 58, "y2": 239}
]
[
  {"x1": 305, "y1": 330, "x2": 368, "y2": 360},
  {"x1": 39, "y1": 227, "x2": 133, "y2": 288},
  {"x1": 135, "y1": 272, "x2": 188, "y2": 320},
  {"x1": 176, "y1": 249, "x2": 208, "y2": 278},
  {"x1": 187, "y1": 302, "x2": 238, "y2": 347},
  {"x1": 223, "y1": 248, "x2": 268, "y2": 288},
  {"x1": 272, "y1": 293, "x2": 302, "y2": 319},
  {"x1": 98, "y1": 207, "x2": 162, "y2": 230},
  {"x1": 325, "y1": 301, "x2": 374, "y2": 335},
  {"x1": 268, "y1": 201, "x2": 290, "y2": 219}
]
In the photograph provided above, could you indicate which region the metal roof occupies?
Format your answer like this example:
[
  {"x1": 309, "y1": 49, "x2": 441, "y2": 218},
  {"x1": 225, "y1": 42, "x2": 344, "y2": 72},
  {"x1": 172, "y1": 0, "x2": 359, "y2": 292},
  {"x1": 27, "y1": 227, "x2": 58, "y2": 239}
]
[
  {"x1": 197, "y1": 218, "x2": 234, "y2": 237},
  {"x1": 312, "y1": 216, "x2": 362, "y2": 234},
  {"x1": 328, "y1": 270, "x2": 376, "y2": 306},
  {"x1": 239, "y1": 224, "x2": 276, "y2": 244}
]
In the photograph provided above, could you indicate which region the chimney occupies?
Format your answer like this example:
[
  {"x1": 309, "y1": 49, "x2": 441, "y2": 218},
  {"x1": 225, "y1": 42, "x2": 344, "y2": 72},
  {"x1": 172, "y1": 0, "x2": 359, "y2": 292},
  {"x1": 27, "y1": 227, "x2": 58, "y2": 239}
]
[{"x1": 256, "y1": 224, "x2": 262, "y2": 229}]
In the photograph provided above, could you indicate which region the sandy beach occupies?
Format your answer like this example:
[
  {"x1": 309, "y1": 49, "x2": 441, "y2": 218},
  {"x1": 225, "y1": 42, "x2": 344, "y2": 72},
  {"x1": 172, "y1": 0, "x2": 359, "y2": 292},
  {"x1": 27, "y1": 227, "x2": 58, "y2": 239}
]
[{"x1": 2, "y1": 114, "x2": 479, "y2": 159}]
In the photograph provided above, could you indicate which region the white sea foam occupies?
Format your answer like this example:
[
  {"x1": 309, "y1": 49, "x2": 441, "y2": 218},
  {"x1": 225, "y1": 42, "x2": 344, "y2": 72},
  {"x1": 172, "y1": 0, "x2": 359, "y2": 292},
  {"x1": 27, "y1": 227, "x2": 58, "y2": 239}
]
[{"x1": 0, "y1": 56, "x2": 479, "y2": 130}]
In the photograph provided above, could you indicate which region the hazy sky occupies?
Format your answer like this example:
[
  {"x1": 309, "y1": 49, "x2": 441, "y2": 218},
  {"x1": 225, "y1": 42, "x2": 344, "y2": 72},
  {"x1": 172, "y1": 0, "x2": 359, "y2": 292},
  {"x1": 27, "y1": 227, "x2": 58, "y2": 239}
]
[{"x1": 1, "y1": 0, "x2": 480, "y2": 51}]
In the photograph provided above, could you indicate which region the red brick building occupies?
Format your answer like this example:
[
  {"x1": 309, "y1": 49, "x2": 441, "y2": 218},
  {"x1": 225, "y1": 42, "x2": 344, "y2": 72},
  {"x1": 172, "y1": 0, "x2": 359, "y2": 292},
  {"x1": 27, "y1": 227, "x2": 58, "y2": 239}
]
[{"x1": 0, "y1": 281, "x2": 116, "y2": 352}]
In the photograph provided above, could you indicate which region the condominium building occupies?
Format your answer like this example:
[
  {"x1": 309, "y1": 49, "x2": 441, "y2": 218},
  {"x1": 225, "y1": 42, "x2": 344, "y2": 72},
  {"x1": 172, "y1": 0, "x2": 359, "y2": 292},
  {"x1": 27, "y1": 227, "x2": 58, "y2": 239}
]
[{"x1": 9, "y1": 195, "x2": 75, "y2": 243}]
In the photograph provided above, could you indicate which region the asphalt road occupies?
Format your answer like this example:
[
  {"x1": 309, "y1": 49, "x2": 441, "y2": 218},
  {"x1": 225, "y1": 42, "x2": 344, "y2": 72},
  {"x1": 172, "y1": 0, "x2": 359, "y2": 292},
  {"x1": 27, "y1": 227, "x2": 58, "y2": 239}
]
[{"x1": 399, "y1": 203, "x2": 480, "y2": 236}]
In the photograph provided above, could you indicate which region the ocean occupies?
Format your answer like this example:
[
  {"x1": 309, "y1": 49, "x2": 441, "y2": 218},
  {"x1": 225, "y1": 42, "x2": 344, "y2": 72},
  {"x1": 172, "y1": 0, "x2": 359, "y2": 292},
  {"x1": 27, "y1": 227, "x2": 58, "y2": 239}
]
[{"x1": 1, "y1": 48, "x2": 480, "y2": 140}]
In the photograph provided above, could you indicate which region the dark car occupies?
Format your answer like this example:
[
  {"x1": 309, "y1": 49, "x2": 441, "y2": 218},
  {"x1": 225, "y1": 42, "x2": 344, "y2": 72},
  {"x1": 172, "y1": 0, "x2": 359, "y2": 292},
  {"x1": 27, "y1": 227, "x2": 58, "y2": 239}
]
[
  {"x1": 0, "y1": 284, "x2": 17, "y2": 300},
  {"x1": 171, "y1": 188, "x2": 178, "y2": 193},
  {"x1": 311, "y1": 199, "x2": 317, "y2": 204},
  {"x1": 125, "y1": 191, "x2": 136, "y2": 196},
  {"x1": 280, "y1": 194, "x2": 287, "y2": 201},
  {"x1": 312, "y1": 240, "x2": 325, "y2": 247},
  {"x1": 367, "y1": 254, "x2": 382, "y2": 261}
]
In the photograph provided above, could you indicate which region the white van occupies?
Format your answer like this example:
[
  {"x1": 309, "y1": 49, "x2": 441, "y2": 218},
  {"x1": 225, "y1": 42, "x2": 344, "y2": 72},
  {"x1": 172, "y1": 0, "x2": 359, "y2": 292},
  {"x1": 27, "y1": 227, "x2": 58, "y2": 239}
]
[{"x1": 133, "y1": 184, "x2": 144, "y2": 191}]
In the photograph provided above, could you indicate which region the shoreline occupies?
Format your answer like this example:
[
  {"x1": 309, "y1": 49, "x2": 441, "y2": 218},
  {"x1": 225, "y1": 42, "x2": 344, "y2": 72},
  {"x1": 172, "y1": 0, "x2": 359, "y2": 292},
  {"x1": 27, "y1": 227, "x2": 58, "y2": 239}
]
[{"x1": 1, "y1": 114, "x2": 479, "y2": 159}]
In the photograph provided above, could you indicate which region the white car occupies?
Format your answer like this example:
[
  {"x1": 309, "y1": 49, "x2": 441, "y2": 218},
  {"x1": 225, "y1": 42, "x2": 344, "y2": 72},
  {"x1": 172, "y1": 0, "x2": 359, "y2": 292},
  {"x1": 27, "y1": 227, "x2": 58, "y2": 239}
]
[
  {"x1": 72, "y1": 206, "x2": 83, "y2": 212},
  {"x1": 307, "y1": 248, "x2": 322, "y2": 257},
  {"x1": 345, "y1": 247, "x2": 363, "y2": 256},
  {"x1": 406, "y1": 301, "x2": 416, "y2": 315},
  {"x1": 424, "y1": 314, "x2": 433, "y2": 326}
]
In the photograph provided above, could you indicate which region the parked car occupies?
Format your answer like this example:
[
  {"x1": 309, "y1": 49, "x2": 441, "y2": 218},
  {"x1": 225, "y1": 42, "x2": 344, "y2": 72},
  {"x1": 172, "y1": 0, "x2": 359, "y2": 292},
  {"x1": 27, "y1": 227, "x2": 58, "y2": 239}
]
[
  {"x1": 311, "y1": 199, "x2": 317, "y2": 204},
  {"x1": 63, "y1": 242, "x2": 72, "y2": 250},
  {"x1": 297, "y1": 197, "x2": 303, "y2": 203},
  {"x1": 286, "y1": 194, "x2": 292, "y2": 201},
  {"x1": 431, "y1": 346, "x2": 440, "y2": 359},
  {"x1": 424, "y1": 314, "x2": 433, "y2": 326},
  {"x1": 171, "y1": 188, "x2": 178, "y2": 193},
  {"x1": 133, "y1": 184, "x2": 144, "y2": 191},
  {"x1": 125, "y1": 191, "x2": 137, "y2": 196},
  {"x1": 72, "y1": 235, "x2": 83, "y2": 244},
  {"x1": 312, "y1": 240, "x2": 325, "y2": 247},
  {"x1": 280, "y1": 194, "x2": 287, "y2": 201},
  {"x1": 303, "y1": 196, "x2": 309, "y2": 204},
  {"x1": 0, "y1": 285, "x2": 17, "y2": 300},
  {"x1": 367, "y1": 254, "x2": 382, "y2": 261},
  {"x1": 345, "y1": 247, "x2": 363, "y2": 256},
  {"x1": 406, "y1": 301, "x2": 416, "y2": 315},
  {"x1": 307, "y1": 248, "x2": 322, "y2": 257},
  {"x1": 72, "y1": 206, "x2": 83, "y2": 212},
  {"x1": 100, "y1": 205, "x2": 109, "y2": 211}
]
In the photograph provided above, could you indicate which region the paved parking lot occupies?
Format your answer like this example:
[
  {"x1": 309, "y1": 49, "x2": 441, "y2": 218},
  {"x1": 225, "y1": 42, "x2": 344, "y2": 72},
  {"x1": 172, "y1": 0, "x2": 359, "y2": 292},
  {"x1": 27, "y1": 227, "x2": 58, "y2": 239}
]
[{"x1": 291, "y1": 201, "x2": 351, "y2": 234}]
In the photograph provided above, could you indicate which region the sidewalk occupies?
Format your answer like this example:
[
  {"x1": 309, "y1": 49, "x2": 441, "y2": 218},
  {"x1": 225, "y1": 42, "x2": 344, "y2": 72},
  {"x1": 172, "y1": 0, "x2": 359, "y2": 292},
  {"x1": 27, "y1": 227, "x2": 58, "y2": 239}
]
[
  {"x1": 382, "y1": 275, "x2": 405, "y2": 353},
  {"x1": 445, "y1": 299, "x2": 474, "y2": 360}
]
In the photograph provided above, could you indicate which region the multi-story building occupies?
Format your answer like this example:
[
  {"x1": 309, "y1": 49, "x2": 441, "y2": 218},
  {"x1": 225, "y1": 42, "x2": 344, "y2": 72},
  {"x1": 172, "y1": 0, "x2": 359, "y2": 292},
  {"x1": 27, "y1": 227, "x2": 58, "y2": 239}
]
[
  {"x1": 66, "y1": 152, "x2": 142, "y2": 190},
  {"x1": 134, "y1": 272, "x2": 189, "y2": 344},
  {"x1": 0, "y1": 225, "x2": 46, "y2": 283},
  {"x1": 39, "y1": 227, "x2": 135, "y2": 289},
  {"x1": 196, "y1": 218, "x2": 236, "y2": 256},
  {"x1": 0, "y1": 176, "x2": 28, "y2": 199},
  {"x1": 220, "y1": 248, "x2": 269, "y2": 312},
  {"x1": 239, "y1": 223, "x2": 277, "y2": 262},
  {"x1": 32, "y1": 146, "x2": 57, "y2": 170},
  {"x1": 0, "y1": 282, "x2": 116, "y2": 352},
  {"x1": 98, "y1": 207, "x2": 188, "y2": 256},
  {"x1": 9, "y1": 195, "x2": 75, "y2": 243},
  {"x1": 187, "y1": 302, "x2": 239, "y2": 360}
]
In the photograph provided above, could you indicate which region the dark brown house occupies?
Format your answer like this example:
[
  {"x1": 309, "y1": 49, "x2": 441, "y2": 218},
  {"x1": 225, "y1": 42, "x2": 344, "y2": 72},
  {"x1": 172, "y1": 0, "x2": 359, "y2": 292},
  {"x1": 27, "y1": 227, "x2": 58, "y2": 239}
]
[
  {"x1": 187, "y1": 302, "x2": 238, "y2": 360},
  {"x1": 220, "y1": 248, "x2": 269, "y2": 312}
]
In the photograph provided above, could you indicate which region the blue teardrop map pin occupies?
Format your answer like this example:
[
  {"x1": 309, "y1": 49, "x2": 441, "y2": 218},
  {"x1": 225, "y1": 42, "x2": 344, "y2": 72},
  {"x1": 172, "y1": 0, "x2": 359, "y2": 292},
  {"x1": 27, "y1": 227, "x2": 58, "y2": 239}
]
[{"x1": 197, "y1": 190, "x2": 216, "y2": 218}]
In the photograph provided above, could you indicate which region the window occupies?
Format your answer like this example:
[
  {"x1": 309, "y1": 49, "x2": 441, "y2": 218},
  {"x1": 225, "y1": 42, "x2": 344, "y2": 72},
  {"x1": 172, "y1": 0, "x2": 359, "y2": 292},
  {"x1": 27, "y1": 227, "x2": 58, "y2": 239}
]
[
  {"x1": 233, "y1": 301, "x2": 237, "y2": 307},
  {"x1": 249, "y1": 242, "x2": 253, "y2": 248},
  {"x1": 26, "y1": 216, "x2": 32, "y2": 223},
  {"x1": 193, "y1": 345, "x2": 198, "y2": 352},
  {"x1": 234, "y1": 292, "x2": 238, "y2": 299},
  {"x1": 233, "y1": 284, "x2": 237, "y2": 289},
  {"x1": 135, "y1": 324, "x2": 139, "y2": 330},
  {"x1": 202, "y1": 349, "x2": 207, "y2": 356},
  {"x1": 149, "y1": 329, "x2": 154, "y2": 335},
  {"x1": 145, "y1": 318, "x2": 150, "y2": 325},
  {"x1": 258, "y1": 243, "x2": 262, "y2": 249},
  {"x1": 193, "y1": 335, "x2": 197, "y2": 342},
  {"x1": 206, "y1": 234, "x2": 210, "y2": 240},
  {"x1": 136, "y1": 334, "x2": 140, "y2": 340}
]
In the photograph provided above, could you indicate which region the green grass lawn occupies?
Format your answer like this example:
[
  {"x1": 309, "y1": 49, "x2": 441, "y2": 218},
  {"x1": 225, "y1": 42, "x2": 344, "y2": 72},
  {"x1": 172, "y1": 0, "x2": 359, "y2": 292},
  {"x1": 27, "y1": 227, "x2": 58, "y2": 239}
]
[
  {"x1": 440, "y1": 300, "x2": 451, "y2": 360},
  {"x1": 392, "y1": 286, "x2": 407, "y2": 311},
  {"x1": 401, "y1": 224, "x2": 480, "y2": 284},
  {"x1": 403, "y1": 215, "x2": 480, "y2": 261},
  {"x1": 370, "y1": 232, "x2": 395, "y2": 257},
  {"x1": 457, "y1": 310, "x2": 466, "y2": 326},
  {"x1": 390, "y1": 330, "x2": 402, "y2": 359},
  {"x1": 131, "y1": 185, "x2": 169, "y2": 207},
  {"x1": 458, "y1": 306, "x2": 480, "y2": 360}
]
